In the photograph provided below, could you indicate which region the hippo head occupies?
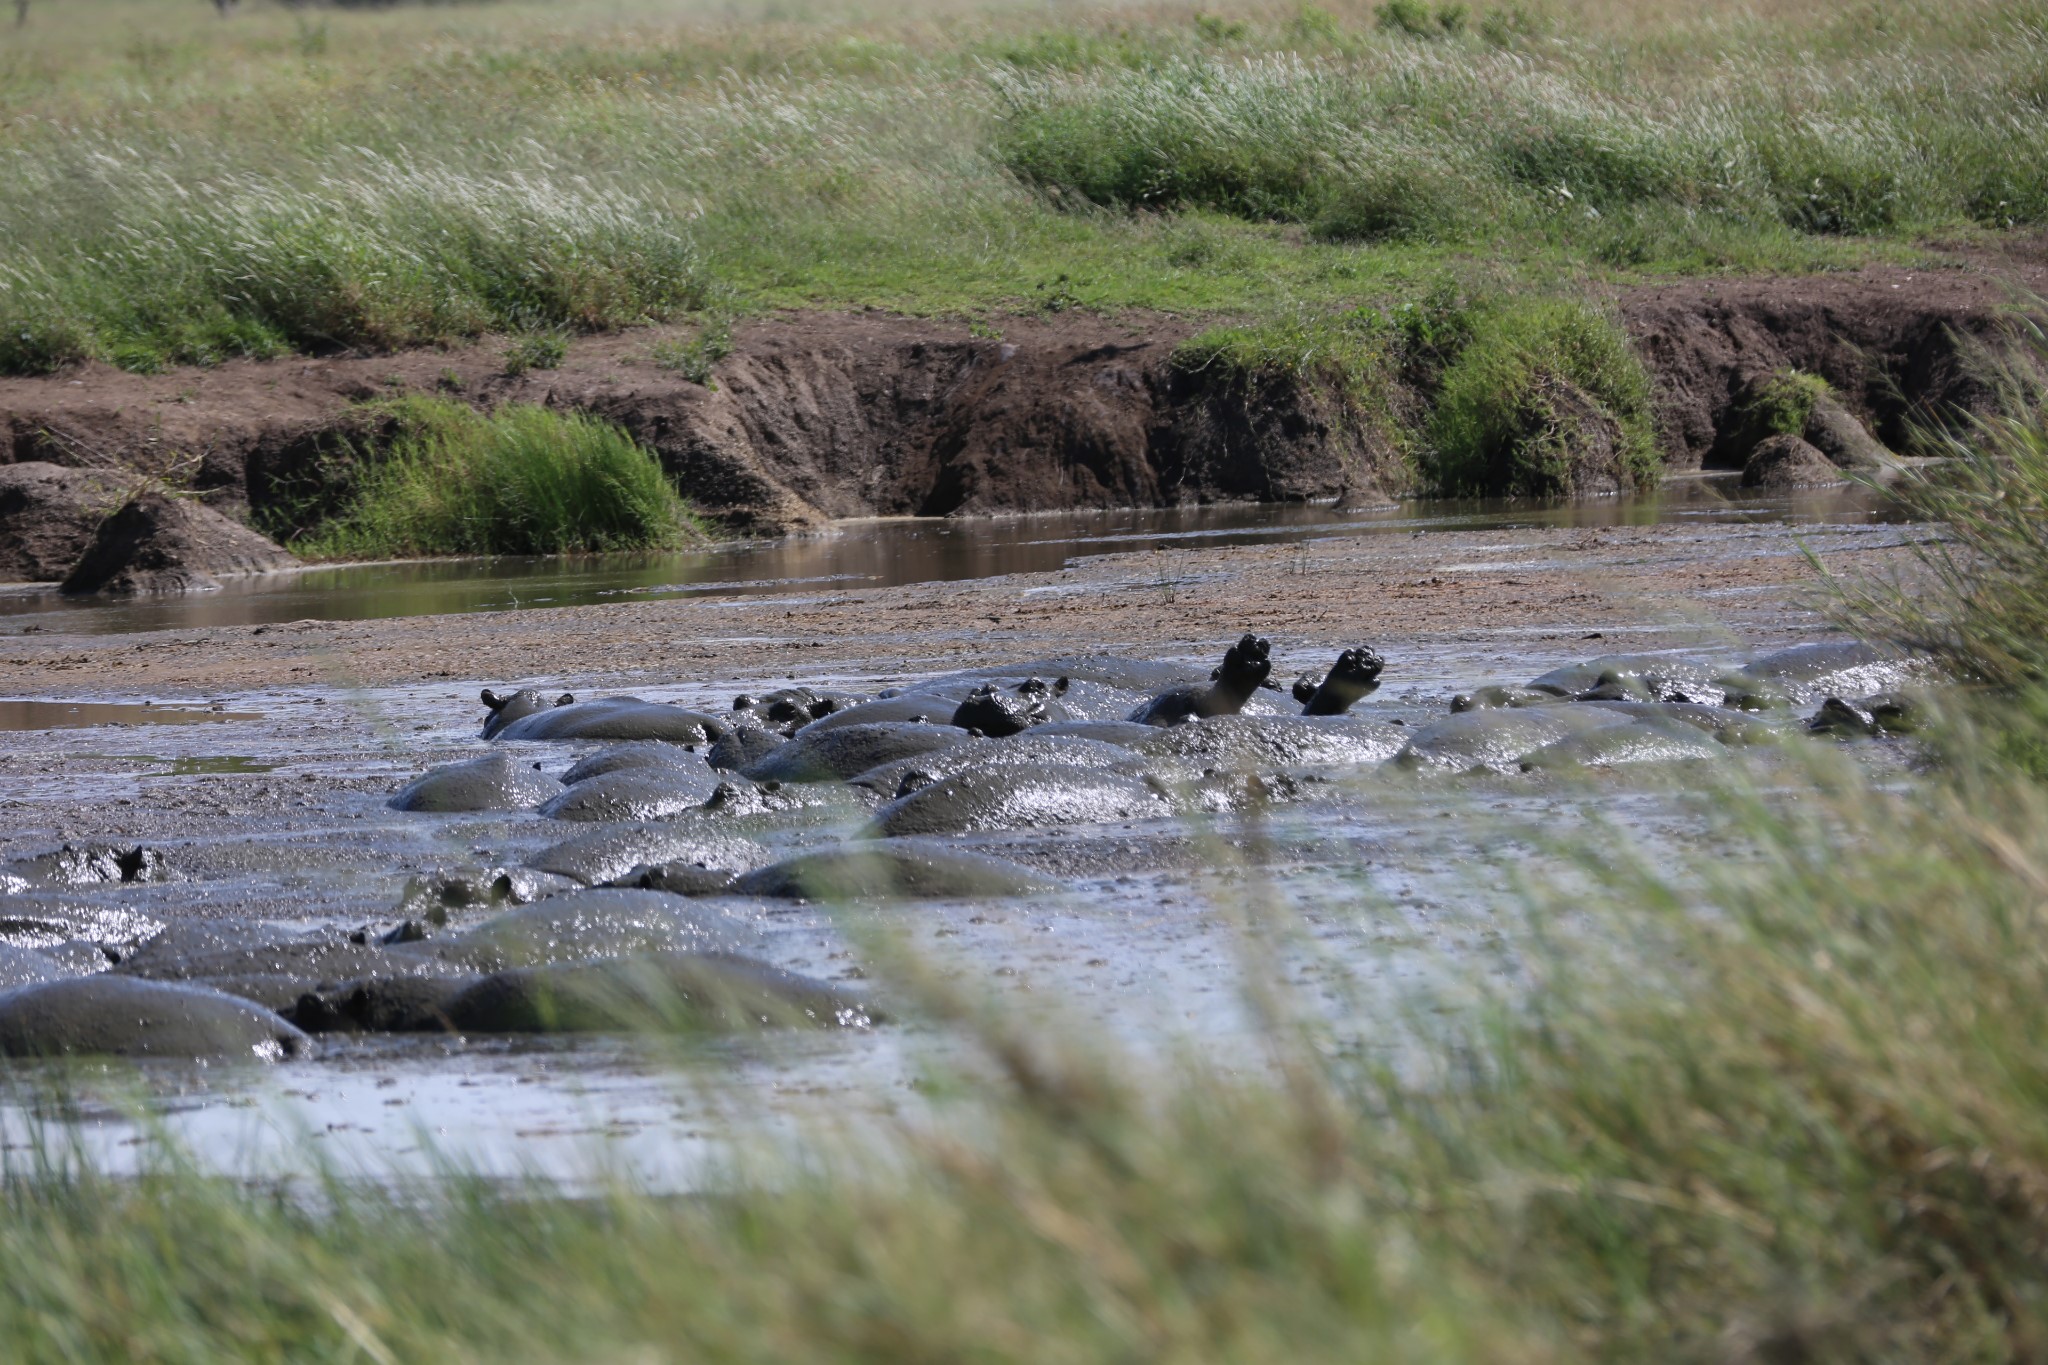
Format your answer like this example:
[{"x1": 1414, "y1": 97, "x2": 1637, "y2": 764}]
[
  {"x1": 480, "y1": 688, "x2": 574, "y2": 739},
  {"x1": 1301, "y1": 646, "x2": 1385, "y2": 716},
  {"x1": 951, "y1": 683, "x2": 1047, "y2": 738},
  {"x1": 1213, "y1": 634, "x2": 1273, "y2": 699}
]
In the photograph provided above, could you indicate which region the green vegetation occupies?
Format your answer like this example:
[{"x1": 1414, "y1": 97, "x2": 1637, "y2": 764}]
[
  {"x1": 1746, "y1": 369, "x2": 1833, "y2": 438},
  {"x1": 288, "y1": 398, "x2": 699, "y2": 560},
  {"x1": 0, "y1": 0, "x2": 2035, "y2": 378},
  {"x1": 1832, "y1": 351, "x2": 2048, "y2": 692},
  {"x1": 1427, "y1": 297, "x2": 1658, "y2": 494}
]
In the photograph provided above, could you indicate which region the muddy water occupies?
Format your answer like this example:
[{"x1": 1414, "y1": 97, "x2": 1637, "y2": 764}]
[
  {"x1": 0, "y1": 496, "x2": 1920, "y2": 1186},
  {"x1": 0, "y1": 475, "x2": 1897, "y2": 636}
]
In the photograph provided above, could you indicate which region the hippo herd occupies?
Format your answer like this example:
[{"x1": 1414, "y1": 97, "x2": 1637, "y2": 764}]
[{"x1": 0, "y1": 633, "x2": 1928, "y2": 1063}]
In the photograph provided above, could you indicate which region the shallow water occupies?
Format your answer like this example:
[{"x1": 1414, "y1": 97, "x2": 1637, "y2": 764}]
[{"x1": 0, "y1": 475, "x2": 1899, "y2": 636}]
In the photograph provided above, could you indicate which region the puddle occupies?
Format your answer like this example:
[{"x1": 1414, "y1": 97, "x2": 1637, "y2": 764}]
[
  {"x1": 0, "y1": 701, "x2": 261, "y2": 731},
  {"x1": 0, "y1": 476, "x2": 1902, "y2": 636}
]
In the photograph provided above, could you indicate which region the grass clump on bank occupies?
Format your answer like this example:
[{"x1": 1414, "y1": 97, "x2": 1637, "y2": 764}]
[
  {"x1": 1426, "y1": 297, "x2": 1657, "y2": 495},
  {"x1": 290, "y1": 398, "x2": 699, "y2": 560}
]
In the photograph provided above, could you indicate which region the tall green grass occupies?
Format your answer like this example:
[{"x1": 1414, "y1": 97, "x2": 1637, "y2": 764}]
[
  {"x1": 0, "y1": 0, "x2": 2039, "y2": 374},
  {"x1": 1426, "y1": 297, "x2": 1658, "y2": 495},
  {"x1": 990, "y1": 8, "x2": 2048, "y2": 250},
  {"x1": 289, "y1": 397, "x2": 700, "y2": 559}
]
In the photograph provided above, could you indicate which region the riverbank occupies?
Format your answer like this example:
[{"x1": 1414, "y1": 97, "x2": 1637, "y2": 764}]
[{"x1": 0, "y1": 509, "x2": 1920, "y2": 697}]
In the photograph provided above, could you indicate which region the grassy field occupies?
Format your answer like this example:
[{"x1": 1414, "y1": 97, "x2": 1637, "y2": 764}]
[{"x1": 0, "y1": 0, "x2": 2039, "y2": 377}]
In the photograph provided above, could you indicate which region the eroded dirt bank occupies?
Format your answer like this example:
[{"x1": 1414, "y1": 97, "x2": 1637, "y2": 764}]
[{"x1": 0, "y1": 255, "x2": 2039, "y2": 583}]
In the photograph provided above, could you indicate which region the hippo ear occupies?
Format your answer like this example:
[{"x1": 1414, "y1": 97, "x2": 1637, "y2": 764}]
[
  {"x1": 1054, "y1": 676, "x2": 1070, "y2": 694},
  {"x1": 481, "y1": 689, "x2": 507, "y2": 711},
  {"x1": 555, "y1": 693, "x2": 575, "y2": 707},
  {"x1": 1292, "y1": 673, "x2": 1318, "y2": 704}
]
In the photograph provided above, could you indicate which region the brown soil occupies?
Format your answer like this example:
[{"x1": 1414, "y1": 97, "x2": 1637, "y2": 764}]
[
  {"x1": 0, "y1": 251, "x2": 2037, "y2": 590},
  {"x1": 0, "y1": 516, "x2": 1918, "y2": 699}
]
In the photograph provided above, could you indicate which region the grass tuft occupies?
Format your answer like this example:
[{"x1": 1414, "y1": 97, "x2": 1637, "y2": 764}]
[
  {"x1": 1425, "y1": 296, "x2": 1657, "y2": 496},
  {"x1": 287, "y1": 397, "x2": 699, "y2": 560},
  {"x1": 649, "y1": 318, "x2": 734, "y2": 388},
  {"x1": 502, "y1": 333, "x2": 569, "y2": 377}
]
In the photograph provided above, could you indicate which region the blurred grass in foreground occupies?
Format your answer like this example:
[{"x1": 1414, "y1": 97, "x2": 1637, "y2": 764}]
[{"x1": 1, "y1": 286, "x2": 2047, "y2": 1365}]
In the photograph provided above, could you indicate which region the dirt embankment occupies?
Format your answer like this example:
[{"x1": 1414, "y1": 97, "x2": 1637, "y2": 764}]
[{"x1": 0, "y1": 254, "x2": 2038, "y2": 590}]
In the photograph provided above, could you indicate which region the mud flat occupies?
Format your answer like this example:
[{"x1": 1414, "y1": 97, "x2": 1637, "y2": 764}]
[{"x1": 0, "y1": 506, "x2": 1929, "y2": 1183}]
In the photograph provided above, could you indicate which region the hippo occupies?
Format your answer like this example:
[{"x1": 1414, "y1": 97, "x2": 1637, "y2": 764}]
[
  {"x1": 1392, "y1": 706, "x2": 1636, "y2": 774},
  {"x1": 0, "y1": 895, "x2": 163, "y2": 955},
  {"x1": 1720, "y1": 641, "x2": 1925, "y2": 710},
  {"x1": 481, "y1": 688, "x2": 574, "y2": 739},
  {"x1": 106, "y1": 926, "x2": 406, "y2": 1012},
  {"x1": 788, "y1": 693, "x2": 961, "y2": 734},
  {"x1": 384, "y1": 888, "x2": 767, "y2": 974},
  {"x1": 440, "y1": 953, "x2": 873, "y2": 1034},
  {"x1": 394, "y1": 865, "x2": 580, "y2": 925},
  {"x1": 731, "y1": 687, "x2": 864, "y2": 733},
  {"x1": 951, "y1": 678, "x2": 1071, "y2": 737},
  {"x1": 1131, "y1": 635, "x2": 1273, "y2": 726},
  {"x1": 528, "y1": 822, "x2": 774, "y2": 887},
  {"x1": 494, "y1": 696, "x2": 727, "y2": 744},
  {"x1": 732, "y1": 840, "x2": 1056, "y2": 901},
  {"x1": 697, "y1": 777, "x2": 877, "y2": 822},
  {"x1": 1450, "y1": 685, "x2": 1564, "y2": 712},
  {"x1": 866, "y1": 764, "x2": 1172, "y2": 838},
  {"x1": 1026, "y1": 719, "x2": 1160, "y2": 748},
  {"x1": 1526, "y1": 654, "x2": 1731, "y2": 703},
  {"x1": 0, "y1": 976, "x2": 311, "y2": 1059},
  {"x1": 1292, "y1": 647, "x2": 1386, "y2": 716},
  {"x1": 1134, "y1": 714, "x2": 1408, "y2": 769},
  {"x1": 0, "y1": 943, "x2": 67, "y2": 990},
  {"x1": 621, "y1": 861, "x2": 741, "y2": 896},
  {"x1": 537, "y1": 763, "x2": 723, "y2": 822},
  {"x1": 289, "y1": 974, "x2": 478, "y2": 1033},
  {"x1": 112, "y1": 930, "x2": 389, "y2": 987},
  {"x1": 1519, "y1": 716, "x2": 1727, "y2": 771},
  {"x1": 846, "y1": 734, "x2": 1148, "y2": 800},
  {"x1": 560, "y1": 742, "x2": 705, "y2": 786},
  {"x1": 388, "y1": 753, "x2": 563, "y2": 813},
  {"x1": 1575, "y1": 699, "x2": 1781, "y2": 746},
  {"x1": 742, "y1": 721, "x2": 971, "y2": 784},
  {"x1": 3, "y1": 843, "x2": 165, "y2": 888},
  {"x1": 706, "y1": 724, "x2": 787, "y2": 772},
  {"x1": 1809, "y1": 693, "x2": 1923, "y2": 737}
]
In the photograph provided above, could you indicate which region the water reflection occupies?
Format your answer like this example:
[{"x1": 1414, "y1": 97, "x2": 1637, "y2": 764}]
[
  {"x1": 0, "y1": 474, "x2": 1902, "y2": 636},
  {"x1": 0, "y1": 701, "x2": 259, "y2": 731}
]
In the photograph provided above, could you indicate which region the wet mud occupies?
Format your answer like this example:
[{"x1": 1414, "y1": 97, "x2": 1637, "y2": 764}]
[{"x1": 0, "y1": 495, "x2": 1941, "y2": 1183}]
